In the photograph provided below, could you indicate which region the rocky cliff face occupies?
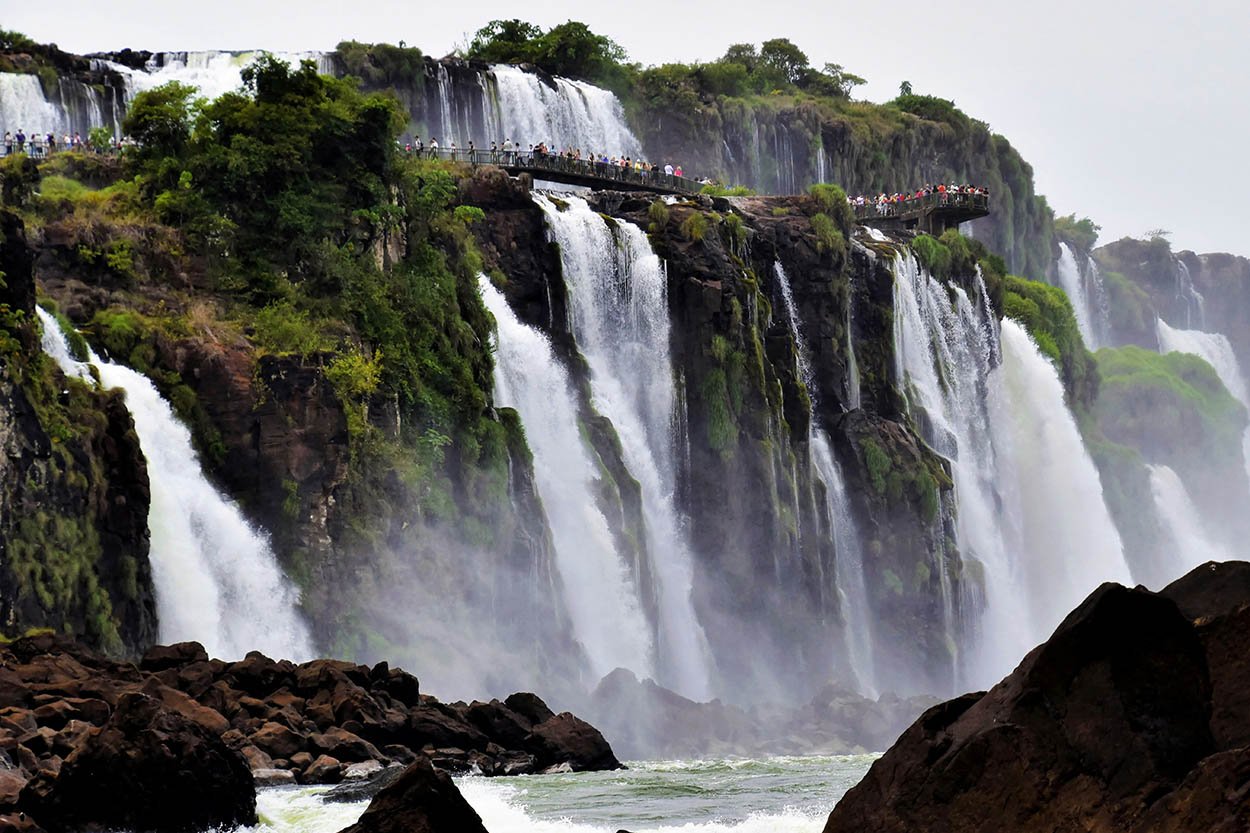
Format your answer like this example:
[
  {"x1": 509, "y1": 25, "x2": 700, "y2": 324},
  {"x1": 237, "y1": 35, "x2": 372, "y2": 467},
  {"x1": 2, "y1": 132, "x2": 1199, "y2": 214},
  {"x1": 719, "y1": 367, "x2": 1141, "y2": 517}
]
[
  {"x1": 0, "y1": 211, "x2": 156, "y2": 654},
  {"x1": 26, "y1": 176, "x2": 581, "y2": 699},
  {"x1": 464, "y1": 172, "x2": 966, "y2": 699},
  {"x1": 633, "y1": 97, "x2": 1056, "y2": 280}
]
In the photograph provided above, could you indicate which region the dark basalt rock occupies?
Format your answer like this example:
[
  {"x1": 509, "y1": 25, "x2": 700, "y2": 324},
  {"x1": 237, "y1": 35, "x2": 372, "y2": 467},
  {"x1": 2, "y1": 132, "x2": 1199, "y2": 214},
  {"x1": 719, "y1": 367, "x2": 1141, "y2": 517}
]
[
  {"x1": 320, "y1": 762, "x2": 405, "y2": 804},
  {"x1": 0, "y1": 635, "x2": 620, "y2": 833},
  {"x1": 334, "y1": 757, "x2": 487, "y2": 833},
  {"x1": 19, "y1": 692, "x2": 256, "y2": 833},
  {"x1": 824, "y1": 561, "x2": 1250, "y2": 833}
]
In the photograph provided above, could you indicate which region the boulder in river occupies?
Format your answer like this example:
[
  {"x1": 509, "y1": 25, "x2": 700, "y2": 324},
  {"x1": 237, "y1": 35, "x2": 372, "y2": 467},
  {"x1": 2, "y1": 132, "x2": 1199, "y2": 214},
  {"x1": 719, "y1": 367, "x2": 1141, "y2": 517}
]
[{"x1": 335, "y1": 757, "x2": 487, "y2": 833}]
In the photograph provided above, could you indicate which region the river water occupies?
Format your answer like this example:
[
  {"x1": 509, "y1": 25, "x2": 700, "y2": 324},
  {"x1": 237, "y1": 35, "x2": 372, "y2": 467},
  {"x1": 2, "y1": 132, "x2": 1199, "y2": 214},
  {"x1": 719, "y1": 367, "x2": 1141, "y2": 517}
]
[{"x1": 240, "y1": 755, "x2": 874, "y2": 833}]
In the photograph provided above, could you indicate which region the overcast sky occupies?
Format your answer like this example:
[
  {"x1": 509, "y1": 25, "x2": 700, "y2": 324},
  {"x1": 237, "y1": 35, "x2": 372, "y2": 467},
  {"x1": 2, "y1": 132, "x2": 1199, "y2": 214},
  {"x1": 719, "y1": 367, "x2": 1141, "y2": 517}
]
[{"x1": 9, "y1": 0, "x2": 1248, "y2": 257}]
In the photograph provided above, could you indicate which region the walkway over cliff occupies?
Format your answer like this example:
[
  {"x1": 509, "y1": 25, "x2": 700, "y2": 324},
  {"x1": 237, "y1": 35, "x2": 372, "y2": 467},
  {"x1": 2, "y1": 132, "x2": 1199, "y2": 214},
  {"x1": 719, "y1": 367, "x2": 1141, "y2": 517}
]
[
  {"x1": 415, "y1": 147, "x2": 704, "y2": 195},
  {"x1": 854, "y1": 191, "x2": 989, "y2": 235}
]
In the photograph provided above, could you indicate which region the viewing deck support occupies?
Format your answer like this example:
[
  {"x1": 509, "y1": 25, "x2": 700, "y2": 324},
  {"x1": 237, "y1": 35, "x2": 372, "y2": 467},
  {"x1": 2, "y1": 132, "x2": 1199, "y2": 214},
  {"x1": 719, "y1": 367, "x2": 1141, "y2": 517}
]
[
  {"x1": 854, "y1": 191, "x2": 989, "y2": 235},
  {"x1": 411, "y1": 147, "x2": 703, "y2": 196}
]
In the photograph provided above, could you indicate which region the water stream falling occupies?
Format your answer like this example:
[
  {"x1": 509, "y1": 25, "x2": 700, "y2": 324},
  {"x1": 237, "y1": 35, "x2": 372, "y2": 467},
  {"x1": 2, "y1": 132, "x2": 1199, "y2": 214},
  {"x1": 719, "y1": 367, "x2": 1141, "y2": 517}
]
[
  {"x1": 1146, "y1": 464, "x2": 1230, "y2": 581},
  {"x1": 489, "y1": 65, "x2": 642, "y2": 156},
  {"x1": 773, "y1": 263, "x2": 877, "y2": 695},
  {"x1": 37, "y1": 308, "x2": 313, "y2": 661},
  {"x1": 113, "y1": 51, "x2": 336, "y2": 102},
  {"x1": 479, "y1": 276, "x2": 654, "y2": 681},
  {"x1": 1056, "y1": 242, "x2": 1098, "y2": 349},
  {"x1": 535, "y1": 194, "x2": 713, "y2": 700},
  {"x1": 891, "y1": 255, "x2": 1129, "y2": 688}
]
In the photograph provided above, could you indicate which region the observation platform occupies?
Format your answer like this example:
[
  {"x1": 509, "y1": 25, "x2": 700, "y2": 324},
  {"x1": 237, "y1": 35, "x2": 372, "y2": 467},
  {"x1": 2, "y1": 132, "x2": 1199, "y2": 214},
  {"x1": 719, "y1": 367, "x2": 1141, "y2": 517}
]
[
  {"x1": 411, "y1": 147, "x2": 703, "y2": 195},
  {"x1": 854, "y1": 191, "x2": 989, "y2": 235}
]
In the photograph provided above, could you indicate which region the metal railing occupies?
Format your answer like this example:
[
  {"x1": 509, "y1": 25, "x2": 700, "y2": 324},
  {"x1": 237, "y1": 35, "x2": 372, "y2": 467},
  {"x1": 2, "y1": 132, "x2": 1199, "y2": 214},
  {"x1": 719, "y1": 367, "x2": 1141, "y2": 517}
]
[
  {"x1": 407, "y1": 146, "x2": 703, "y2": 195},
  {"x1": 1, "y1": 141, "x2": 123, "y2": 159},
  {"x1": 852, "y1": 190, "x2": 989, "y2": 221}
]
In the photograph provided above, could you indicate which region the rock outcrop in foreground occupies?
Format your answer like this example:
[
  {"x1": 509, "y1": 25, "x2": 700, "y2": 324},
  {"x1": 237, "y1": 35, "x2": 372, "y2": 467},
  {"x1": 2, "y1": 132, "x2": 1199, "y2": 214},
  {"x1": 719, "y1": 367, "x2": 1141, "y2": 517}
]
[
  {"x1": 337, "y1": 757, "x2": 488, "y2": 833},
  {"x1": 19, "y1": 692, "x2": 255, "y2": 833},
  {"x1": 0, "y1": 635, "x2": 620, "y2": 831},
  {"x1": 824, "y1": 560, "x2": 1250, "y2": 833}
]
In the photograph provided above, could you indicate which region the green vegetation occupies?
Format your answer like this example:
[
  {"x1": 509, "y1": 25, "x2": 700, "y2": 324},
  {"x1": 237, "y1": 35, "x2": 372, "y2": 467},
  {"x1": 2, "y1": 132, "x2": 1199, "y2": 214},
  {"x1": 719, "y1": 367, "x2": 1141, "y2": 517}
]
[
  {"x1": 1054, "y1": 213, "x2": 1100, "y2": 255},
  {"x1": 334, "y1": 40, "x2": 425, "y2": 87},
  {"x1": 466, "y1": 20, "x2": 630, "y2": 88},
  {"x1": 699, "y1": 184, "x2": 755, "y2": 197},
  {"x1": 680, "y1": 211, "x2": 708, "y2": 242},
  {"x1": 0, "y1": 296, "x2": 148, "y2": 652},
  {"x1": 8, "y1": 54, "x2": 526, "y2": 654},
  {"x1": 0, "y1": 28, "x2": 37, "y2": 51},
  {"x1": 890, "y1": 94, "x2": 972, "y2": 136},
  {"x1": 1002, "y1": 275, "x2": 1098, "y2": 411},
  {"x1": 647, "y1": 198, "x2": 669, "y2": 233},
  {"x1": 1094, "y1": 346, "x2": 1247, "y2": 465}
]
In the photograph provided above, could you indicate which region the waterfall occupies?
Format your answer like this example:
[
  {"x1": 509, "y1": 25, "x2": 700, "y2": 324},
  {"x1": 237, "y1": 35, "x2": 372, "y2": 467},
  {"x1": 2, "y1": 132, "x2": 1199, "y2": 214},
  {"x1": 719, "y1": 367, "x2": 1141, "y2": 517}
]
[
  {"x1": 535, "y1": 194, "x2": 713, "y2": 700},
  {"x1": 490, "y1": 65, "x2": 642, "y2": 156},
  {"x1": 1056, "y1": 243, "x2": 1097, "y2": 349},
  {"x1": 0, "y1": 73, "x2": 116, "y2": 139},
  {"x1": 118, "y1": 51, "x2": 334, "y2": 102},
  {"x1": 1156, "y1": 319, "x2": 1250, "y2": 486},
  {"x1": 1147, "y1": 464, "x2": 1230, "y2": 578},
  {"x1": 988, "y1": 319, "x2": 1131, "y2": 647},
  {"x1": 773, "y1": 263, "x2": 812, "y2": 389},
  {"x1": 1175, "y1": 260, "x2": 1206, "y2": 329},
  {"x1": 479, "y1": 276, "x2": 654, "y2": 681},
  {"x1": 891, "y1": 255, "x2": 1130, "y2": 687},
  {"x1": 773, "y1": 262, "x2": 877, "y2": 694},
  {"x1": 37, "y1": 309, "x2": 313, "y2": 662}
]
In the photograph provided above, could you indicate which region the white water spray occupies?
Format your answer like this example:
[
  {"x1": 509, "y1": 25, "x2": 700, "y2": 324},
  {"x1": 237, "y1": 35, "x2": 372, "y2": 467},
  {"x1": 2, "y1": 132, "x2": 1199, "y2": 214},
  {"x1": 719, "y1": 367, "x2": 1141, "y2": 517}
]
[
  {"x1": 490, "y1": 66, "x2": 642, "y2": 157},
  {"x1": 37, "y1": 309, "x2": 313, "y2": 661},
  {"x1": 989, "y1": 319, "x2": 1131, "y2": 639},
  {"x1": 1146, "y1": 464, "x2": 1230, "y2": 582},
  {"x1": 536, "y1": 195, "x2": 713, "y2": 699},
  {"x1": 114, "y1": 51, "x2": 336, "y2": 102},
  {"x1": 891, "y1": 255, "x2": 1129, "y2": 688},
  {"x1": 479, "y1": 276, "x2": 654, "y2": 680}
]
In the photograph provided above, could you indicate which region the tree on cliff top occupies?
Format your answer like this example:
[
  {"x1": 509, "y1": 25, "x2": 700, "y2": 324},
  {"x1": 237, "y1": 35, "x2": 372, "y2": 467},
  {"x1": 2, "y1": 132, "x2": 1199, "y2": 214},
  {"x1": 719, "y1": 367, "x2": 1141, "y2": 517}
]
[
  {"x1": 1054, "y1": 214, "x2": 1101, "y2": 255},
  {"x1": 715, "y1": 39, "x2": 864, "y2": 98},
  {"x1": 466, "y1": 20, "x2": 629, "y2": 87}
]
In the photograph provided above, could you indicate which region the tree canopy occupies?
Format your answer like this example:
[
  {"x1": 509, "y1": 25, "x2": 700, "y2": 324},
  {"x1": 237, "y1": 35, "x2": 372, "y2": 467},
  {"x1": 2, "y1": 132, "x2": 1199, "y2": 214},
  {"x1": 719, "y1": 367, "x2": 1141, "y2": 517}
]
[
  {"x1": 124, "y1": 55, "x2": 407, "y2": 297},
  {"x1": 466, "y1": 19, "x2": 629, "y2": 87}
]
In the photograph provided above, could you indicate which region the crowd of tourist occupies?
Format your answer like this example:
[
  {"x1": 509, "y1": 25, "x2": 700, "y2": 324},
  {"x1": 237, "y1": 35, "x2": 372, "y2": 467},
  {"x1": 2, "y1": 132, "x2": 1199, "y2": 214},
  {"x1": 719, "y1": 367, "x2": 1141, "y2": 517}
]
[
  {"x1": 400, "y1": 136, "x2": 703, "y2": 183},
  {"x1": 2, "y1": 129, "x2": 134, "y2": 157},
  {"x1": 848, "y1": 183, "x2": 990, "y2": 215}
]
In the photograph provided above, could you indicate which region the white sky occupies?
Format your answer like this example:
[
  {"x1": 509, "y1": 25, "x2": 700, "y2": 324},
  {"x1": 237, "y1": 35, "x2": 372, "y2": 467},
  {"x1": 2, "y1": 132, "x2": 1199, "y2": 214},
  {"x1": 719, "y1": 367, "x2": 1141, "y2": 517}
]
[{"x1": 9, "y1": 0, "x2": 1248, "y2": 257}]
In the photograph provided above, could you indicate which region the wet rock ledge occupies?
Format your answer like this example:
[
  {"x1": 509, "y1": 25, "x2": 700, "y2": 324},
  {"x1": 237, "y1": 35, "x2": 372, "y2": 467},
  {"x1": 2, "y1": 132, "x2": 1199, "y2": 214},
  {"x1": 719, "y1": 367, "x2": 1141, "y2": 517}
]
[{"x1": 0, "y1": 636, "x2": 620, "y2": 832}]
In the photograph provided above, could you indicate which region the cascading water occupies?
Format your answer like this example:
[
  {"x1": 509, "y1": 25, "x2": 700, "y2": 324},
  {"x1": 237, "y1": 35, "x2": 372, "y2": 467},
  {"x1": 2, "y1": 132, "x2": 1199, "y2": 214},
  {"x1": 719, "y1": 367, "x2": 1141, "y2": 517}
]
[
  {"x1": 1056, "y1": 242, "x2": 1097, "y2": 348},
  {"x1": 479, "y1": 276, "x2": 654, "y2": 681},
  {"x1": 489, "y1": 65, "x2": 642, "y2": 156},
  {"x1": 1147, "y1": 464, "x2": 1230, "y2": 582},
  {"x1": 1156, "y1": 318, "x2": 1250, "y2": 487},
  {"x1": 115, "y1": 51, "x2": 336, "y2": 102},
  {"x1": 772, "y1": 263, "x2": 877, "y2": 694},
  {"x1": 535, "y1": 194, "x2": 713, "y2": 700},
  {"x1": 891, "y1": 254, "x2": 1130, "y2": 688},
  {"x1": 988, "y1": 319, "x2": 1131, "y2": 639},
  {"x1": 37, "y1": 308, "x2": 313, "y2": 661},
  {"x1": 0, "y1": 72, "x2": 117, "y2": 139},
  {"x1": 1174, "y1": 260, "x2": 1206, "y2": 329}
]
